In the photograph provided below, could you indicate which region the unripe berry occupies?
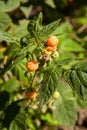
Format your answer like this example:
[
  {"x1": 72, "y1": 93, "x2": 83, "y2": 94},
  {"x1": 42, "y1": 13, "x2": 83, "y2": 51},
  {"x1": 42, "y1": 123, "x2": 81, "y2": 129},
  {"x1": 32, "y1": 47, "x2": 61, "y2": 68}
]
[
  {"x1": 51, "y1": 51, "x2": 59, "y2": 58},
  {"x1": 53, "y1": 91, "x2": 60, "y2": 99}
]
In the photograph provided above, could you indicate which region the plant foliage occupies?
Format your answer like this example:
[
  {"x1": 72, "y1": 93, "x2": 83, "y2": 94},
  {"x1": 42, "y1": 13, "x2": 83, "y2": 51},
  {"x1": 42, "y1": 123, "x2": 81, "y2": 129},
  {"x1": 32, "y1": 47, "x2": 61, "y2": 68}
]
[{"x1": 0, "y1": 3, "x2": 87, "y2": 129}]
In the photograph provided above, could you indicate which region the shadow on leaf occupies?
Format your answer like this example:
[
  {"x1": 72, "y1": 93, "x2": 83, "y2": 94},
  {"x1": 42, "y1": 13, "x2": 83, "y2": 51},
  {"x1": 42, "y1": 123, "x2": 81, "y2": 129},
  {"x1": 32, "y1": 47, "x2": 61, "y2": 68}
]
[
  {"x1": 3, "y1": 102, "x2": 20, "y2": 128},
  {"x1": 0, "y1": 91, "x2": 9, "y2": 110}
]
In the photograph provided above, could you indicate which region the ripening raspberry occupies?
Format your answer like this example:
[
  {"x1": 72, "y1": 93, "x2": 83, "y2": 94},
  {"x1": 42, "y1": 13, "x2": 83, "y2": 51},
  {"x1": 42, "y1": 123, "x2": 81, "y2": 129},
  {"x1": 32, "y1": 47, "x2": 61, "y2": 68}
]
[
  {"x1": 45, "y1": 46, "x2": 57, "y2": 52},
  {"x1": 25, "y1": 91, "x2": 37, "y2": 99},
  {"x1": 26, "y1": 60, "x2": 39, "y2": 72},
  {"x1": 47, "y1": 36, "x2": 58, "y2": 47}
]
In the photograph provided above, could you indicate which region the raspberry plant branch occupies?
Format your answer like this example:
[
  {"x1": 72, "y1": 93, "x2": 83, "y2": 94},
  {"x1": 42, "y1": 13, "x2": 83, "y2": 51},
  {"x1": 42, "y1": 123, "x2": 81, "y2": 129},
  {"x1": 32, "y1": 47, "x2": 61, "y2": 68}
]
[{"x1": 0, "y1": 12, "x2": 87, "y2": 130}]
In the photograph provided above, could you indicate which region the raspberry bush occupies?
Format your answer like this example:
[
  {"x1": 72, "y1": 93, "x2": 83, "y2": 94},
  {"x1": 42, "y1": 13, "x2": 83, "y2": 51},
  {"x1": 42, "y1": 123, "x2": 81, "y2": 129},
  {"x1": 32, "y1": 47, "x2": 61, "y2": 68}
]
[{"x1": 0, "y1": 2, "x2": 87, "y2": 129}]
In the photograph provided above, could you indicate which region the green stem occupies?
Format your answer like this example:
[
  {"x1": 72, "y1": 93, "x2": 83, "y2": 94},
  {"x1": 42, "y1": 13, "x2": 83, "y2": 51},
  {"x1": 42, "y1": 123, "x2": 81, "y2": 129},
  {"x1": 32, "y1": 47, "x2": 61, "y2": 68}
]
[{"x1": 31, "y1": 71, "x2": 37, "y2": 89}]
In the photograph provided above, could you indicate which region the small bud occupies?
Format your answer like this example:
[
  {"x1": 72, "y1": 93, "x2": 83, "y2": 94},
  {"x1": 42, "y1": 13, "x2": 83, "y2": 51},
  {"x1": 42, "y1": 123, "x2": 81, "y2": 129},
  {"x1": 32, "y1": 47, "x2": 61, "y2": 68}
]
[
  {"x1": 52, "y1": 51, "x2": 59, "y2": 58},
  {"x1": 53, "y1": 91, "x2": 60, "y2": 99}
]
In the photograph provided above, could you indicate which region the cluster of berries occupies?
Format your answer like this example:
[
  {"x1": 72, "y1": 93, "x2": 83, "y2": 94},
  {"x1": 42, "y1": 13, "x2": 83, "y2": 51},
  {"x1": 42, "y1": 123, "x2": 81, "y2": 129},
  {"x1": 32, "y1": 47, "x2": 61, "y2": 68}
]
[
  {"x1": 44, "y1": 36, "x2": 58, "y2": 55},
  {"x1": 25, "y1": 36, "x2": 59, "y2": 99},
  {"x1": 26, "y1": 36, "x2": 58, "y2": 72}
]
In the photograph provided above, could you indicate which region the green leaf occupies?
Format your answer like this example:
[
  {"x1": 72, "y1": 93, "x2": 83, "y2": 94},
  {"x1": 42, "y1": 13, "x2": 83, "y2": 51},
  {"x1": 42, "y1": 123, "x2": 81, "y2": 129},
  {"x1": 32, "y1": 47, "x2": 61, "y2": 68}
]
[
  {"x1": 11, "y1": 20, "x2": 29, "y2": 38},
  {"x1": 73, "y1": 61, "x2": 87, "y2": 72},
  {"x1": 3, "y1": 40, "x2": 37, "y2": 73},
  {"x1": 36, "y1": 12, "x2": 43, "y2": 25},
  {"x1": 41, "y1": 113, "x2": 60, "y2": 125},
  {"x1": 9, "y1": 109, "x2": 26, "y2": 130},
  {"x1": 0, "y1": 30, "x2": 15, "y2": 42},
  {"x1": 41, "y1": 19, "x2": 61, "y2": 36},
  {"x1": 38, "y1": 61, "x2": 62, "y2": 106},
  {"x1": 26, "y1": 118, "x2": 36, "y2": 130},
  {"x1": 2, "y1": 78, "x2": 20, "y2": 93},
  {"x1": 0, "y1": 11, "x2": 12, "y2": 30},
  {"x1": 52, "y1": 22, "x2": 73, "y2": 35},
  {"x1": 27, "y1": 12, "x2": 43, "y2": 37},
  {"x1": 76, "y1": 98, "x2": 87, "y2": 109},
  {"x1": 28, "y1": 13, "x2": 60, "y2": 37},
  {"x1": 58, "y1": 52, "x2": 75, "y2": 60},
  {"x1": 65, "y1": 61, "x2": 87, "y2": 100},
  {"x1": 53, "y1": 82, "x2": 77, "y2": 129},
  {"x1": 20, "y1": 6, "x2": 32, "y2": 18},
  {"x1": 45, "y1": 0, "x2": 56, "y2": 8},
  {"x1": 41, "y1": 113, "x2": 59, "y2": 125},
  {"x1": 0, "y1": 0, "x2": 20, "y2": 12},
  {"x1": 2, "y1": 55, "x2": 24, "y2": 74},
  {"x1": 5, "y1": 43, "x2": 21, "y2": 56},
  {"x1": 3, "y1": 101, "x2": 26, "y2": 130},
  {"x1": 60, "y1": 38, "x2": 84, "y2": 52},
  {"x1": 18, "y1": 39, "x2": 36, "y2": 56},
  {"x1": 12, "y1": 59, "x2": 28, "y2": 83}
]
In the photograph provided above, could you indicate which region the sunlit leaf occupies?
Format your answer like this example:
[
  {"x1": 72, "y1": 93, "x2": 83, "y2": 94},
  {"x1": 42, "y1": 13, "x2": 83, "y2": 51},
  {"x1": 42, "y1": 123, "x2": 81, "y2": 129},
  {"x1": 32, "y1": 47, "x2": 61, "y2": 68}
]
[
  {"x1": 60, "y1": 38, "x2": 84, "y2": 52},
  {"x1": 2, "y1": 78, "x2": 20, "y2": 93},
  {"x1": 53, "y1": 82, "x2": 77, "y2": 129},
  {"x1": 12, "y1": 59, "x2": 28, "y2": 82},
  {"x1": 45, "y1": 0, "x2": 56, "y2": 8},
  {"x1": 0, "y1": 11, "x2": 12, "y2": 30},
  {"x1": 20, "y1": 6, "x2": 32, "y2": 18},
  {"x1": 0, "y1": 30, "x2": 15, "y2": 42},
  {"x1": 11, "y1": 20, "x2": 29, "y2": 38},
  {"x1": 52, "y1": 22, "x2": 73, "y2": 35},
  {"x1": 0, "y1": 0, "x2": 20, "y2": 12}
]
